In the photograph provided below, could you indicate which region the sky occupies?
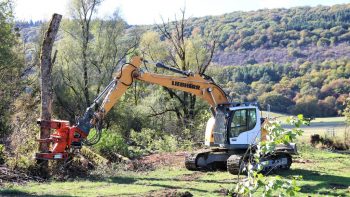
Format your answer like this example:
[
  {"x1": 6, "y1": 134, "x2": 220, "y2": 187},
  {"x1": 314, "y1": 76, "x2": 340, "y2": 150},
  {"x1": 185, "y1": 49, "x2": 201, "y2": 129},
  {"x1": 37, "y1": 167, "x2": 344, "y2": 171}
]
[{"x1": 14, "y1": 0, "x2": 350, "y2": 25}]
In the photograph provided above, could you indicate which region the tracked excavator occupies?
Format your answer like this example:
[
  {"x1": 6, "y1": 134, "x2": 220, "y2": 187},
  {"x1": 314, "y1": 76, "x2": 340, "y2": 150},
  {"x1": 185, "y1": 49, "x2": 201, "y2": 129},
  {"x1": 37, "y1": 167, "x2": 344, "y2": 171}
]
[{"x1": 36, "y1": 56, "x2": 297, "y2": 174}]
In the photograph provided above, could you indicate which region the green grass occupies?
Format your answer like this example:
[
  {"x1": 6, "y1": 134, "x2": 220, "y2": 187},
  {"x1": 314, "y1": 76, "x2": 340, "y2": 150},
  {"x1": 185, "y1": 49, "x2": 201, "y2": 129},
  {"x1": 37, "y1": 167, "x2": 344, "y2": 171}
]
[
  {"x1": 0, "y1": 168, "x2": 234, "y2": 196},
  {"x1": 1, "y1": 146, "x2": 349, "y2": 197},
  {"x1": 281, "y1": 145, "x2": 350, "y2": 196},
  {"x1": 262, "y1": 111, "x2": 349, "y2": 143}
]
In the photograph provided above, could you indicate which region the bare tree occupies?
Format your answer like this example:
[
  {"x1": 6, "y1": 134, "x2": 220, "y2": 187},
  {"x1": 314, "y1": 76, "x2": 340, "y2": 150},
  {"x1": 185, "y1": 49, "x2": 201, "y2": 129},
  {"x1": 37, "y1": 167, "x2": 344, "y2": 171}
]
[
  {"x1": 154, "y1": 8, "x2": 217, "y2": 129},
  {"x1": 69, "y1": 0, "x2": 103, "y2": 107},
  {"x1": 91, "y1": 9, "x2": 139, "y2": 95},
  {"x1": 54, "y1": 2, "x2": 139, "y2": 121}
]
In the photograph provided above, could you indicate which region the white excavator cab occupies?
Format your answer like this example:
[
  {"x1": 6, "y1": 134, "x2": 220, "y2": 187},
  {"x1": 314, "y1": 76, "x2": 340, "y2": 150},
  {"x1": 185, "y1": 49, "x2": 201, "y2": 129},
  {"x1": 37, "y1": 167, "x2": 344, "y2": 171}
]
[{"x1": 205, "y1": 103, "x2": 261, "y2": 149}]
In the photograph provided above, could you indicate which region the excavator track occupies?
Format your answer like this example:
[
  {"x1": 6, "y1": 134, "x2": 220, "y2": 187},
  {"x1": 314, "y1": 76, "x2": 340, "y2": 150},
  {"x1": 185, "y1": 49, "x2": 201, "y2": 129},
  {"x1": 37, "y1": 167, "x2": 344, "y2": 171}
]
[
  {"x1": 259, "y1": 153, "x2": 292, "y2": 174},
  {"x1": 226, "y1": 152, "x2": 293, "y2": 175},
  {"x1": 185, "y1": 149, "x2": 230, "y2": 171},
  {"x1": 186, "y1": 149, "x2": 293, "y2": 175},
  {"x1": 184, "y1": 152, "x2": 199, "y2": 171},
  {"x1": 226, "y1": 154, "x2": 244, "y2": 174},
  {"x1": 185, "y1": 150, "x2": 212, "y2": 171}
]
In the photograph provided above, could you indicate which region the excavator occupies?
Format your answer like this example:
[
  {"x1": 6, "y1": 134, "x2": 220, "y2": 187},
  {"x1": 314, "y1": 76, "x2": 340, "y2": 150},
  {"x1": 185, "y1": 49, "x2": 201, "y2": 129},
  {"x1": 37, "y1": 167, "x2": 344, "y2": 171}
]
[{"x1": 36, "y1": 56, "x2": 297, "y2": 174}]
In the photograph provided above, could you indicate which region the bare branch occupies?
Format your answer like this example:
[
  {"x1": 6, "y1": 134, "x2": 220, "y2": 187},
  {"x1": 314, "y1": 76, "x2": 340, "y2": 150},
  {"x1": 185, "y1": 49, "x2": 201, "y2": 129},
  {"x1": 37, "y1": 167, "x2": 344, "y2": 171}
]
[
  {"x1": 200, "y1": 40, "x2": 216, "y2": 74},
  {"x1": 148, "y1": 106, "x2": 178, "y2": 117},
  {"x1": 163, "y1": 87, "x2": 185, "y2": 106}
]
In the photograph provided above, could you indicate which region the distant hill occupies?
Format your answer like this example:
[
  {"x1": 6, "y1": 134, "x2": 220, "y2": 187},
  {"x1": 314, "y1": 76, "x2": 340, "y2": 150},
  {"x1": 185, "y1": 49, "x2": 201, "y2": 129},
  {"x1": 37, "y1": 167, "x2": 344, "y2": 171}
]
[
  {"x1": 16, "y1": 20, "x2": 42, "y2": 43},
  {"x1": 183, "y1": 3, "x2": 350, "y2": 65},
  {"x1": 17, "y1": 4, "x2": 350, "y2": 66}
]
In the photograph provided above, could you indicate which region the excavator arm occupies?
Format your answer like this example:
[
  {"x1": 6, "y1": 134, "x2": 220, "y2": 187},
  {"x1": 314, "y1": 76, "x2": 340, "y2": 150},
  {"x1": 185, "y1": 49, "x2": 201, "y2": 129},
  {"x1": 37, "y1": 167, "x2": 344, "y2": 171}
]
[
  {"x1": 101, "y1": 57, "x2": 228, "y2": 115},
  {"x1": 36, "y1": 56, "x2": 228, "y2": 160}
]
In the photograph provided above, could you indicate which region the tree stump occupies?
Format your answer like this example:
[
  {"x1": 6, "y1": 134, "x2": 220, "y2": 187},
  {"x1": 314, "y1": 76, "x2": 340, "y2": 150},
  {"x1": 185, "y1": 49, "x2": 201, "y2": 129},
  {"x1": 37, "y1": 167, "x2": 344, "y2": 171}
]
[{"x1": 37, "y1": 13, "x2": 62, "y2": 177}]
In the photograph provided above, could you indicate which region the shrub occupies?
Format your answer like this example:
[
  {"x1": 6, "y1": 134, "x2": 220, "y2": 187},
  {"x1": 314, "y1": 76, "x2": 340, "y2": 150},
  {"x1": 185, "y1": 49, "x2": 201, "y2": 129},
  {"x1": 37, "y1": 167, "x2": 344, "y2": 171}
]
[
  {"x1": 310, "y1": 134, "x2": 321, "y2": 146},
  {"x1": 130, "y1": 128, "x2": 159, "y2": 151},
  {"x1": 92, "y1": 129, "x2": 129, "y2": 162},
  {"x1": 310, "y1": 134, "x2": 350, "y2": 150},
  {"x1": 130, "y1": 128, "x2": 178, "y2": 153},
  {"x1": 7, "y1": 122, "x2": 38, "y2": 170},
  {"x1": 127, "y1": 146, "x2": 146, "y2": 158},
  {"x1": 4, "y1": 91, "x2": 40, "y2": 171},
  {"x1": 153, "y1": 135, "x2": 178, "y2": 152}
]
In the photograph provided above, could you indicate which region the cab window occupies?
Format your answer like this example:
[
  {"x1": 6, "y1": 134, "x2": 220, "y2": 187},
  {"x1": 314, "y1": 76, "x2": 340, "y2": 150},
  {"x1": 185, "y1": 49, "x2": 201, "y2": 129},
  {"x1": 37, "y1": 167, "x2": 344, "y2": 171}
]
[{"x1": 229, "y1": 108, "x2": 257, "y2": 138}]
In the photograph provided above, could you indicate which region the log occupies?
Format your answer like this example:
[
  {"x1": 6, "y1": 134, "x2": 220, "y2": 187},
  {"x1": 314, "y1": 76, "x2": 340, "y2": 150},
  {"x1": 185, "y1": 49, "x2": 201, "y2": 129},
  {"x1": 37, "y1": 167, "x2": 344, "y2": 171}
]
[
  {"x1": 37, "y1": 13, "x2": 62, "y2": 176},
  {"x1": 80, "y1": 147, "x2": 110, "y2": 166}
]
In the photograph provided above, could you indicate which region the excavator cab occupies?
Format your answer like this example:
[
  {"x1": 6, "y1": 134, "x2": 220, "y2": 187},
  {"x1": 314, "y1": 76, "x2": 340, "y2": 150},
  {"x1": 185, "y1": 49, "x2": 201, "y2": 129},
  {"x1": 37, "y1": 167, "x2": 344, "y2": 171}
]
[
  {"x1": 206, "y1": 103, "x2": 261, "y2": 149},
  {"x1": 227, "y1": 104, "x2": 261, "y2": 148}
]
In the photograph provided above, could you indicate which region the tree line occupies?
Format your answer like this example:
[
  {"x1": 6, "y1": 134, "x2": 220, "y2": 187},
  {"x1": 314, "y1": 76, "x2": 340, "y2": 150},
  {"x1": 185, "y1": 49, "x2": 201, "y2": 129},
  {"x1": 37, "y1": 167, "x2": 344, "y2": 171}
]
[
  {"x1": 208, "y1": 59, "x2": 350, "y2": 117},
  {"x1": 185, "y1": 4, "x2": 350, "y2": 52}
]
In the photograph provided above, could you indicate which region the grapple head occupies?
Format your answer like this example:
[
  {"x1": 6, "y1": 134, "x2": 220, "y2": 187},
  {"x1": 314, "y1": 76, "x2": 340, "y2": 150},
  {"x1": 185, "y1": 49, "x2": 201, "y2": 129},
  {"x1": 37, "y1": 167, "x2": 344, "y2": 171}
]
[{"x1": 36, "y1": 119, "x2": 87, "y2": 160}]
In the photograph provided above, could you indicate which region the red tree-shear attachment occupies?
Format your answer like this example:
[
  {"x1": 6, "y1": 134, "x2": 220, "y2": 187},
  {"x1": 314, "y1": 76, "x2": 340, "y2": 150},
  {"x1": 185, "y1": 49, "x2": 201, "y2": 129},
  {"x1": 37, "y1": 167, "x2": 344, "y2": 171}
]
[{"x1": 36, "y1": 119, "x2": 87, "y2": 160}]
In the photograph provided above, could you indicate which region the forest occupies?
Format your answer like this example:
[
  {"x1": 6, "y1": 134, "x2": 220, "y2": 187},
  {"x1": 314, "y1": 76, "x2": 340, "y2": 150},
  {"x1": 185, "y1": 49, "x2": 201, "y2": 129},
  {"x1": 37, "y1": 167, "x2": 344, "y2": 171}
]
[{"x1": 1, "y1": 0, "x2": 350, "y2": 196}]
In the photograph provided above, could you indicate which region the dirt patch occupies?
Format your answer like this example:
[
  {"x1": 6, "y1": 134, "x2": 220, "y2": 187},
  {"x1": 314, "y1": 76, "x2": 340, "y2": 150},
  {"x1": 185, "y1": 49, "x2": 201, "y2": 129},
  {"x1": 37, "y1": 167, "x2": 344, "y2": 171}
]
[
  {"x1": 293, "y1": 158, "x2": 313, "y2": 164},
  {"x1": 128, "y1": 152, "x2": 187, "y2": 171},
  {"x1": 142, "y1": 189, "x2": 193, "y2": 197},
  {"x1": 177, "y1": 171, "x2": 204, "y2": 181}
]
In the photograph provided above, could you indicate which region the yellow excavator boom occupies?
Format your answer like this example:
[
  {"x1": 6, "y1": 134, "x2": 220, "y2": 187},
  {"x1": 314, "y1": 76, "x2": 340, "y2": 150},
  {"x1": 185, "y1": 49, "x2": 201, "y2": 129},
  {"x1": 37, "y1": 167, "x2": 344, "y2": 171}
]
[{"x1": 100, "y1": 56, "x2": 228, "y2": 117}]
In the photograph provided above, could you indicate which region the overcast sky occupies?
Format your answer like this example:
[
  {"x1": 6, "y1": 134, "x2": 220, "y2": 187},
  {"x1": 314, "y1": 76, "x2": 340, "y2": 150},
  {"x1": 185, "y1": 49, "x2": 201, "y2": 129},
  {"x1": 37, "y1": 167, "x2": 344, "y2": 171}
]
[{"x1": 14, "y1": 0, "x2": 350, "y2": 25}]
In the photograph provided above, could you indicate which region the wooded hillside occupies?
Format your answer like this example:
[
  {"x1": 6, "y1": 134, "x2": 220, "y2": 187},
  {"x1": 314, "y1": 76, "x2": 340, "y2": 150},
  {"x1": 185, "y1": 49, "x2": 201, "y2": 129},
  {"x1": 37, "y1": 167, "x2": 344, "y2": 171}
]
[
  {"x1": 19, "y1": 4, "x2": 350, "y2": 65},
  {"x1": 186, "y1": 4, "x2": 350, "y2": 65}
]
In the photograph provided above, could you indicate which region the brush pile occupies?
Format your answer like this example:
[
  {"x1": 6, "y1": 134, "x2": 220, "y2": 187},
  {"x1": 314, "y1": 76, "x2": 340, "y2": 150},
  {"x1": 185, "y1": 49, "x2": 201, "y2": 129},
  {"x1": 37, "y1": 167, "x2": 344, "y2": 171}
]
[{"x1": 0, "y1": 165, "x2": 43, "y2": 185}]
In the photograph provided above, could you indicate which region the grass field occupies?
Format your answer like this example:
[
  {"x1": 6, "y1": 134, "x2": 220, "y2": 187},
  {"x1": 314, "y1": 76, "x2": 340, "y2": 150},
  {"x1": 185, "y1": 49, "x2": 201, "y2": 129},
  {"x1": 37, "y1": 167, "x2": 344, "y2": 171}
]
[
  {"x1": 1, "y1": 145, "x2": 349, "y2": 197},
  {"x1": 262, "y1": 111, "x2": 349, "y2": 143}
]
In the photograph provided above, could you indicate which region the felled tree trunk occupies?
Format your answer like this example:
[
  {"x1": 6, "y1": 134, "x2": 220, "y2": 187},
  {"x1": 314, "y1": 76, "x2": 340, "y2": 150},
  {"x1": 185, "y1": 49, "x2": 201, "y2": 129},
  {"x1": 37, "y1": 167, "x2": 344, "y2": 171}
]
[{"x1": 37, "y1": 13, "x2": 62, "y2": 177}]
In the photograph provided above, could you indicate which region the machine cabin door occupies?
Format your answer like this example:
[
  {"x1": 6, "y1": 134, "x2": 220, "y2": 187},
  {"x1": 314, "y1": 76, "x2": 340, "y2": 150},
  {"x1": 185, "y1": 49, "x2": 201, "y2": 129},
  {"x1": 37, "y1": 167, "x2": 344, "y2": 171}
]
[
  {"x1": 227, "y1": 108, "x2": 258, "y2": 146},
  {"x1": 213, "y1": 109, "x2": 227, "y2": 145}
]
